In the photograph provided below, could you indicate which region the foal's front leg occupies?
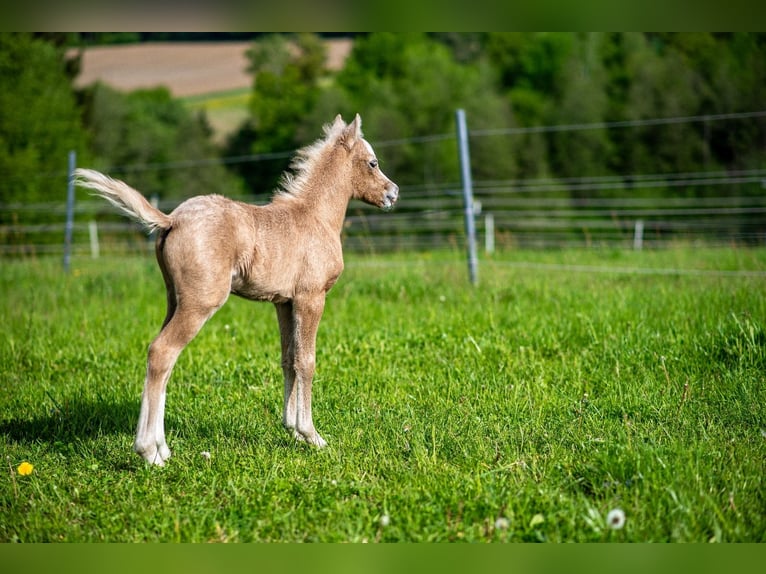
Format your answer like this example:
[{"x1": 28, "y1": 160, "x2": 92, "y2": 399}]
[
  {"x1": 275, "y1": 301, "x2": 297, "y2": 432},
  {"x1": 288, "y1": 293, "x2": 328, "y2": 447}
]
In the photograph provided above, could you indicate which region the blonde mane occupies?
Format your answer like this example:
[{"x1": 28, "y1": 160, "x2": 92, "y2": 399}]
[{"x1": 274, "y1": 118, "x2": 353, "y2": 201}]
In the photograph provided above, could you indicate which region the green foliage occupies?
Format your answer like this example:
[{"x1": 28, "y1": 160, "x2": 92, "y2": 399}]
[
  {"x1": 486, "y1": 32, "x2": 575, "y2": 98},
  {"x1": 2, "y1": 32, "x2": 766, "y2": 229},
  {"x1": 546, "y1": 34, "x2": 613, "y2": 184},
  {"x1": 0, "y1": 33, "x2": 86, "y2": 211},
  {"x1": 241, "y1": 31, "x2": 762, "y2": 194},
  {"x1": 1, "y1": 248, "x2": 765, "y2": 541},
  {"x1": 334, "y1": 33, "x2": 517, "y2": 186},
  {"x1": 246, "y1": 33, "x2": 326, "y2": 134},
  {"x1": 225, "y1": 34, "x2": 328, "y2": 195},
  {"x1": 485, "y1": 32, "x2": 766, "y2": 186},
  {"x1": 79, "y1": 83, "x2": 242, "y2": 200}
]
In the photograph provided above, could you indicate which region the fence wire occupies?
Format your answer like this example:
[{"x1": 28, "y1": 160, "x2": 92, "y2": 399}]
[{"x1": 2, "y1": 111, "x2": 766, "y2": 256}]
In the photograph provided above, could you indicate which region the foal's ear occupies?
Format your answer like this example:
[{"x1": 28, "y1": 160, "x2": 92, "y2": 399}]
[
  {"x1": 339, "y1": 113, "x2": 363, "y2": 149},
  {"x1": 351, "y1": 113, "x2": 362, "y2": 136}
]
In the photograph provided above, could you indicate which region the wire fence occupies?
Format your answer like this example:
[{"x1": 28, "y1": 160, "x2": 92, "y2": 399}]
[
  {"x1": 2, "y1": 110, "x2": 766, "y2": 257},
  {"x1": 3, "y1": 178, "x2": 764, "y2": 257}
]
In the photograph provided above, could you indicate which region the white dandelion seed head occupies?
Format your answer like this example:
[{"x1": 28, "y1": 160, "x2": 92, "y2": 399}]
[
  {"x1": 379, "y1": 514, "x2": 390, "y2": 527},
  {"x1": 607, "y1": 508, "x2": 626, "y2": 530},
  {"x1": 200, "y1": 451, "x2": 211, "y2": 460},
  {"x1": 494, "y1": 517, "x2": 510, "y2": 530}
]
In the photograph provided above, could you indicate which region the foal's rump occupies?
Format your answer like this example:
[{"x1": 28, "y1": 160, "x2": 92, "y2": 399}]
[{"x1": 76, "y1": 169, "x2": 242, "y2": 302}]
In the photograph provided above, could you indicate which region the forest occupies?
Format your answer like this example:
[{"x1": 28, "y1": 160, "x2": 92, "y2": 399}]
[{"x1": 1, "y1": 32, "x2": 765, "y2": 225}]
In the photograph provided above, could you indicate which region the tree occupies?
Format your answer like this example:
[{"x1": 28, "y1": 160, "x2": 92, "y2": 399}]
[
  {"x1": 705, "y1": 33, "x2": 766, "y2": 170},
  {"x1": 485, "y1": 33, "x2": 580, "y2": 180},
  {"x1": 225, "y1": 33, "x2": 328, "y2": 195},
  {"x1": 547, "y1": 33, "x2": 613, "y2": 188},
  {"x1": 0, "y1": 33, "x2": 87, "y2": 211},
  {"x1": 335, "y1": 33, "x2": 518, "y2": 188},
  {"x1": 621, "y1": 34, "x2": 706, "y2": 178},
  {"x1": 79, "y1": 83, "x2": 242, "y2": 200}
]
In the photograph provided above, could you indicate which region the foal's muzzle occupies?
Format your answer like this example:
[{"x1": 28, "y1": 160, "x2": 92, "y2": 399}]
[{"x1": 382, "y1": 183, "x2": 399, "y2": 211}]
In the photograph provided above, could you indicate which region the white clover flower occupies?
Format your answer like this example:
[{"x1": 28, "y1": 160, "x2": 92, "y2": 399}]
[
  {"x1": 607, "y1": 508, "x2": 626, "y2": 530},
  {"x1": 200, "y1": 451, "x2": 211, "y2": 460},
  {"x1": 379, "y1": 514, "x2": 390, "y2": 528},
  {"x1": 494, "y1": 517, "x2": 509, "y2": 530}
]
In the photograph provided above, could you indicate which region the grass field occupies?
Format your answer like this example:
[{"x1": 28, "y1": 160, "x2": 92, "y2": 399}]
[
  {"x1": 1, "y1": 248, "x2": 765, "y2": 542},
  {"x1": 182, "y1": 88, "x2": 251, "y2": 144}
]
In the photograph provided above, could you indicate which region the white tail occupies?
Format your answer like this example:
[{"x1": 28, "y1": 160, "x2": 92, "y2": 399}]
[{"x1": 74, "y1": 168, "x2": 172, "y2": 233}]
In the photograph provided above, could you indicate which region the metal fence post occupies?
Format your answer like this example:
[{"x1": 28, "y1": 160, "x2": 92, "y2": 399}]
[
  {"x1": 485, "y1": 213, "x2": 495, "y2": 254},
  {"x1": 89, "y1": 220, "x2": 100, "y2": 259},
  {"x1": 634, "y1": 220, "x2": 644, "y2": 250},
  {"x1": 456, "y1": 109, "x2": 478, "y2": 285},
  {"x1": 63, "y1": 150, "x2": 76, "y2": 272}
]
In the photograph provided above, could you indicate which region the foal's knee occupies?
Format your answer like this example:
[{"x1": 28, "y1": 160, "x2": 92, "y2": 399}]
[{"x1": 295, "y1": 352, "x2": 316, "y2": 376}]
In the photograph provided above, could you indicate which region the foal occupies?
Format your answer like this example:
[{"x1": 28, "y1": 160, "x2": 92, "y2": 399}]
[{"x1": 75, "y1": 114, "x2": 398, "y2": 465}]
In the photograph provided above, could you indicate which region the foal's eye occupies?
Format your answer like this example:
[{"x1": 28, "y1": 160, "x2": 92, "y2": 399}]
[{"x1": 368, "y1": 159, "x2": 378, "y2": 169}]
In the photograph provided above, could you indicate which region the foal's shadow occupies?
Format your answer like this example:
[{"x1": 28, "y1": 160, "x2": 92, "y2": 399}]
[
  {"x1": 0, "y1": 395, "x2": 136, "y2": 446},
  {"x1": 2, "y1": 394, "x2": 294, "y2": 466}
]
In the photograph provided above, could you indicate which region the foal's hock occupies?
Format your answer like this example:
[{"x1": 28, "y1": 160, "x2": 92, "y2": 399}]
[{"x1": 76, "y1": 114, "x2": 398, "y2": 465}]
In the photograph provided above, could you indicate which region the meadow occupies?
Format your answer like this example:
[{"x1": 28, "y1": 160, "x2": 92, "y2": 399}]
[
  {"x1": 1, "y1": 248, "x2": 764, "y2": 542},
  {"x1": 182, "y1": 88, "x2": 251, "y2": 144}
]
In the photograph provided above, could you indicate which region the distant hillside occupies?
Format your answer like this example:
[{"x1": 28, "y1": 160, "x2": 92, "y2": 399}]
[{"x1": 71, "y1": 39, "x2": 353, "y2": 98}]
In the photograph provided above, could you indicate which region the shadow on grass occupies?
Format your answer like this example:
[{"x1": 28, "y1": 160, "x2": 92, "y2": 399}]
[
  {"x1": 1, "y1": 392, "x2": 301, "y2": 471},
  {"x1": 1, "y1": 394, "x2": 283, "y2": 445},
  {"x1": 0, "y1": 395, "x2": 137, "y2": 445}
]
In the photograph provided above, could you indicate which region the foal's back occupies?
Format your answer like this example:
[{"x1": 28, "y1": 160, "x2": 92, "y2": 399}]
[{"x1": 160, "y1": 194, "x2": 338, "y2": 305}]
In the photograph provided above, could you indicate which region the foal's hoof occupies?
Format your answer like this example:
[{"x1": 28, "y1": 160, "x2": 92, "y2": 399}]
[
  {"x1": 135, "y1": 441, "x2": 172, "y2": 466},
  {"x1": 293, "y1": 429, "x2": 328, "y2": 448}
]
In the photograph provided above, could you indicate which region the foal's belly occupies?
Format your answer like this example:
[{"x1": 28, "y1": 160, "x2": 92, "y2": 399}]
[{"x1": 230, "y1": 271, "x2": 291, "y2": 303}]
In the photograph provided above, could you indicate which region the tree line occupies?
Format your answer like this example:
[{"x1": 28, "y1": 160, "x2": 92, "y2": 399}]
[{"x1": 1, "y1": 32, "x2": 765, "y2": 222}]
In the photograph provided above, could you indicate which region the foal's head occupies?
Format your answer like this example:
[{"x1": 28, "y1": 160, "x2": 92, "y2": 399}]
[{"x1": 335, "y1": 114, "x2": 399, "y2": 210}]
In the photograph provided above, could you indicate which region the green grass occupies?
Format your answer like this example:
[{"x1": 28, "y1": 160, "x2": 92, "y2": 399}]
[
  {"x1": 182, "y1": 88, "x2": 250, "y2": 144},
  {"x1": 1, "y1": 248, "x2": 765, "y2": 542}
]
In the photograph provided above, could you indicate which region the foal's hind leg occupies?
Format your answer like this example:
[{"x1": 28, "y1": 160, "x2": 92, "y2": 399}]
[{"x1": 134, "y1": 300, "x2": 224, "y2": 465}]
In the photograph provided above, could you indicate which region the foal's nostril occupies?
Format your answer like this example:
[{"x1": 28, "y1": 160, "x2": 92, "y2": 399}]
[{"x1": 381, "y1": 183, "x2": 399, "y2": 210}]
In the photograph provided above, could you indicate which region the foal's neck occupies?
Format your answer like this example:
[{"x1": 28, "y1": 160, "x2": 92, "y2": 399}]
[{"x1": 292, "y1": 154, "x2": 353, "y2": 235}]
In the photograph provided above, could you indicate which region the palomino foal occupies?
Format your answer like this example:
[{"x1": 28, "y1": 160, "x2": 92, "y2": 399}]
[{"x1": 75, "y1": 114, "x2": 398, "y2": 465}]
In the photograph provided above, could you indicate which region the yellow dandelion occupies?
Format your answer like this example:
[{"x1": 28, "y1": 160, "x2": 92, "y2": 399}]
[{"x1": 17, "y1": 461, "x2": 34, "y2": 476}]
